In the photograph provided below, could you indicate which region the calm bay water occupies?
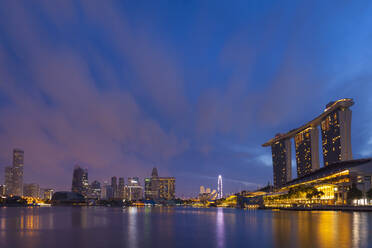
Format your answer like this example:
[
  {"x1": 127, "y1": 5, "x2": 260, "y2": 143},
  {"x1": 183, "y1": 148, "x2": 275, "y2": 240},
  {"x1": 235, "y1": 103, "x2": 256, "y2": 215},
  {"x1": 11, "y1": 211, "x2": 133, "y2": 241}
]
[{"x1": 0, "y1": 207, "x2": 372, "y2": 248}]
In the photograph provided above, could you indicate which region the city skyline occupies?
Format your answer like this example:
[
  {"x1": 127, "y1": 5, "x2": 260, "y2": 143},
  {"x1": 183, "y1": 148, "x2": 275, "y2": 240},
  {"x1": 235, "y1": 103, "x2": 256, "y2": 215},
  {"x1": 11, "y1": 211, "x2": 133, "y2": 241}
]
[{"x1": 1, "y1": 1, "x2": 372, "y2": 196}]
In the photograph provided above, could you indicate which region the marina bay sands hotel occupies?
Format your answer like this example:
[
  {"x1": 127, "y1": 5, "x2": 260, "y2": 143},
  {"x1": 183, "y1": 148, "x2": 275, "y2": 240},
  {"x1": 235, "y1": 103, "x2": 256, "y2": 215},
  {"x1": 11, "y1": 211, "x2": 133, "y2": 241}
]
[{"x1": 262, "y1": 99, "x2": 354, "y2": 188}]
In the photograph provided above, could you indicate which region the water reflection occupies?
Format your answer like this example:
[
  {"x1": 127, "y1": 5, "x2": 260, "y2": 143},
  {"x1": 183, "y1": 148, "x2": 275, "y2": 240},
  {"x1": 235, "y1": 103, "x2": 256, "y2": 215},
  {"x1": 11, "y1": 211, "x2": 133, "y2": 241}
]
[
  {"x1": 216, "y1": 208, "x2": 225, "y2": 248},
  {"x1": 272, "y1": 211, "x2": 370, "y2": 248},
  {"x1": 0, "y1": 207, "x2": 371, "y2": 248},
  {"x1": 128, "y1": 207, "x2": 138, "y2": 248}
]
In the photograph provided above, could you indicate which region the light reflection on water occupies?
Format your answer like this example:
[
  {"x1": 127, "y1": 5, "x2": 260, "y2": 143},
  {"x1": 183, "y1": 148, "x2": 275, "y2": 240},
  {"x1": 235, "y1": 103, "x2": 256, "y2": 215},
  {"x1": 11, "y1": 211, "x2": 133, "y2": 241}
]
[{"x1": 0, "y1": 207, "x2": 371, "y2": 248}]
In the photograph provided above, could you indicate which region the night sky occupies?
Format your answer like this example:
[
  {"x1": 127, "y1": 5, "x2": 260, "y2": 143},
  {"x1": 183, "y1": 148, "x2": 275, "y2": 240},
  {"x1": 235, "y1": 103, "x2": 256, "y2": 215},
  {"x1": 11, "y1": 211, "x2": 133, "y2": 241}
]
[{"x1": 0, "y1": 1, "x2": 372, "y2": 197}]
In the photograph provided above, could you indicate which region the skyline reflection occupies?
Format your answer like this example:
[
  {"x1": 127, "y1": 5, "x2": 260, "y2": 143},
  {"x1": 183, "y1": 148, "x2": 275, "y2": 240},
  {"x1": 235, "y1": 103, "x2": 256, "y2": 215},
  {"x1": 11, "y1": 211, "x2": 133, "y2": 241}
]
[{"x1": 0, "y1": 207, "x2": 371, "y2": 248}]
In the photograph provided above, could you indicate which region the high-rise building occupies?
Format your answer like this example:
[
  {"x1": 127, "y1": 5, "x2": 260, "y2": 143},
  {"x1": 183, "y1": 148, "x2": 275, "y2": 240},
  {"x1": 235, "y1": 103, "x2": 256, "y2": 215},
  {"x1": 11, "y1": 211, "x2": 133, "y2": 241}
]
[
  {"x1": 295, "y1": 127, "x2": 320, "y2": 177},
  {"x1": 111, "y1": 176, "x2": 118, "y2": 199},
  {"x1": 200, "y1": 186, "x2": 205, "y2": 194},
  {"x1": 217, "y1": 175, "x2": 223, "y2": 199},
  {"x1": 321, "y1": 102, "x2": 353, "y2": 166},
  {"x1": 145, "y1": 167, "x2": 175, "y2": 201},
  {"x1": 12, "y1": 149, "x2": 24, "y2": 196},
  {"x1": 123, "y1": 177, "x2": 142, "y2": 201},
  {"x1": 23, "y1": 183, "x2": 40, "y2": 198},
  {"x1": 271, "y1": 137, "x2": 292, "y2": 188},
  {"x1": 101, "y1": 181, "x2": 111, "y2": 200},
  {"x1": 0, "y1": 184, "x2": 5, "y2": 197},
  {"x1": 144, "y1": 178, "x2": 152, "y2": 199},
  {"x1": 4, "y1": 166, "x2": 13, "y2": 195},
  {"x1": 90, "y1": 180, "x2": 101, "y2": 199},
  {"x1": 3, "y1": 149, "x2": 25, "y2": 196},
  {"x1": 71, "y1": 166, "x2": 89, "y2": 197},
  {"x1": 118, "y1": 177, "x2": 125, "y2": 199}
]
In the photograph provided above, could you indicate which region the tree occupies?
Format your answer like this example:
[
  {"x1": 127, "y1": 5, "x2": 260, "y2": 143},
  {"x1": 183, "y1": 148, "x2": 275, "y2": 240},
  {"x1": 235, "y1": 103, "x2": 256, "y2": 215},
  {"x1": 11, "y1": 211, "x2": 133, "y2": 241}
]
[{"x1": 348, "y1": 183, "x2": 363, "y2": 200}]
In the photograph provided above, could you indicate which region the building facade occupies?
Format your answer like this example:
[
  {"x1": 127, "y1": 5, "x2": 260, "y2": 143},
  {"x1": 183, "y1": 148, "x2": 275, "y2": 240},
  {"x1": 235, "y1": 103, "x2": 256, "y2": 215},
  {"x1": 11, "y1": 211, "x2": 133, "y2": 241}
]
[
  {"x1": 71, "y1": 166, "x2": 89, "y2": 197},
  {"x1": 271, "y1": 138, "x2": 292, "y2": 188},
  {"x1": 295, "y1": 127, "x2": 320, "y2": 177},
  {"x1": 23, "y1": 183, "x2": 40, "y2": 198},
  {"x1": 145, "y1": 167, "x2": 175, "y2": 201},
  {"x1": 111, "y1": 176, "x2": 118, "y2": 199},
  {"x1": 3, "y1": 149, "x2": 24, "y2": 196},
  {"x1": 90, "y1": 180, "x2": 101, "y2": 199},
  {"x1": 118, "y1": 177, "x2": 125, "y2": 199},
  {"x1": 321, "y1": 104, "x2": 352, "y2": 166}
]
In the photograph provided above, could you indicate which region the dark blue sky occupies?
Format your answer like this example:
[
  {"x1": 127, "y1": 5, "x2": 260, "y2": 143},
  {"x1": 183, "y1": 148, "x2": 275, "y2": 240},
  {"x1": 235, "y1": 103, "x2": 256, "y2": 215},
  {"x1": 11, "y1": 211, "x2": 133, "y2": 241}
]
[{"x1": 0, "y1": 0, "x2": 372, "y2": 197}]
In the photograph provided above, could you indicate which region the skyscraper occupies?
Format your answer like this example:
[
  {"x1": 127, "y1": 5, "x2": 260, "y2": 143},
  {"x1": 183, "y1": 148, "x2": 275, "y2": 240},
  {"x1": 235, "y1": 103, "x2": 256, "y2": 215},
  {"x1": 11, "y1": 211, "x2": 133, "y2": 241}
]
[
  {"x1": 90, "y1": 180, "x2": 101, "y2": 199},
  {"x1": 3, "y1": 149, "x2": 24, "y2": 196},
  {"x1": 295, "y1": 127, "x2": 320, "y2": 177},
  {"x1": 118, "y1": 177, "x2": 125, "y2": 199},
  {"x1": 145, "y1": 167, "x2": 175, "y2": 201},
  {"x1": 12, "y1": 149, "x2": 24, "y2": 196},
  {"x1": 111, "y1": 176, "x2": 118, "y2": 199},
  {"x1": 4, "y1": 166, "x2": 13, "y2": 195},
  {"x1": 217, "y1": 175, "x2": 223, "y2": 199},
  {"x1": 321, "y1": 101, "x2": 353, "y2": 166},
  {"x1": 271, "y1": 137, "x2": 292, "y2": 188},
  {"x1": 71, "y1": 166, "x2": 89, "y2": 197}
]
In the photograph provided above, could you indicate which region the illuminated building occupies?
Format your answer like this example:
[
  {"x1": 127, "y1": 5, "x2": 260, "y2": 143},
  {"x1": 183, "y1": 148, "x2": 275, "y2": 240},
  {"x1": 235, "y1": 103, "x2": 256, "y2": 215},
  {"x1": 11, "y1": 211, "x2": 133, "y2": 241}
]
[
  {"x1": 4, "y1": 166, "x2": 13, "y2": 195},
  {"x1": 118, "y1": 177, "x2": 125, "y2": 199},
  {"x1": 200, "y1": 186, "x2": 205, "y2": 194},
  {"x1": 42, "y1": 188, "x2": 54, "y2": 200},
  {"x1": 271, "y1": 137, "x2": 292, "y2": 188},
  {"x1": 90, "y1": 180, "x2": 101, "y2": 199},
  {"x1": 218, "y1": 175, "x2": 223, "y2": 199},
  {"x1": 321, "y1": 101, "x2": 353, "y2": 166},
  {"x1": 71, "y1": 166, "x2": 89, "y2": 197},
  {"x1": 124, "y1": 177, "x2": 143, "y2": 201},
  {"x1": 111, "y1": 176, "x2": 118, "y2": 198},
  {"x1": 12, "y1": 149, "x2": 24, "y2": 196},
  {"x1": 295, "y1": 127, "x2": 319, "y2": 177},
  {"x1": 144, "y1": 178, "x2": 152, "y2": 199},
  {"x1": 145, "y1": 167, "x2": 176, "y2": 201},
  {"x1": 263, "y1": 99, "x2": 354, "y2": 188},
  {"x1": 23, "y1": 183, "x2": 40, "y2": 198},
  {"x1": 263, "y1": 159, "x2": 372, "y2": 207},
  {"x1": 3, "y1": 149, "x2": 25, "y2": 196},
  {"x1": 0, "y1": 184, "x2": 5, "y2": 196}
]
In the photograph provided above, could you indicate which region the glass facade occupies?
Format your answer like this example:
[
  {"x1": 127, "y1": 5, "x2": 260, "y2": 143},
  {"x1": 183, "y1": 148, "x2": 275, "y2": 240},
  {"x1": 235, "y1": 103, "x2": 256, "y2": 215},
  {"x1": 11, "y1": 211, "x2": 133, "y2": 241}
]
[{"x1": 271, "y1": 139, "x2": 292, "y2": 188}]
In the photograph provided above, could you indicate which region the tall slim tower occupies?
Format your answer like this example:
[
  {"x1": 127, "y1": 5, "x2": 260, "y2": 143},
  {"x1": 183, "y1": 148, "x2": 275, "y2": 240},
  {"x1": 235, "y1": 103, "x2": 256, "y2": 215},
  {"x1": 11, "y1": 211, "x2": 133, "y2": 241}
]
[
  {"x1": 295, "y1": 127, "x2": 319, "y2": 177},
  {"x1": 111, "y1": 176, "x2": 118, "y2": 198},
  {"x1": 12, "y1": 149, "x2": 24, "y2": 196},
  {"x1": 321, "y1": 101, "x2": 353, "y2": 166},
  {"x1": 217, "y1": 175, "x2": 223, "y2": 199},
  {"x1": 271, "y1": 138, "x2": 292, "y2": 188}
]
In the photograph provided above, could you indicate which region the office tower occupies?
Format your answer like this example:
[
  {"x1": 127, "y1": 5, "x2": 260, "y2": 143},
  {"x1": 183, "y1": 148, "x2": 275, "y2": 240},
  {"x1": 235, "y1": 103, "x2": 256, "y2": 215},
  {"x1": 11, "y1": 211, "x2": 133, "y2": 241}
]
[
  {"x1": 4, "y1": 166, "x2": 13, "y2": 195},
  {"x1": 90, "y1": 180, "x2": 101, "y2": 199},
  {"x1": 206, "y1": 188, "x2": 211, "y2": 194},
  {"x1": 217, "y1": 175, "x2": 223, "y2": 199},
  {"x1": 295, "y1": 127, "x2": 320, "y2": 177},
  {"x1": 101, "y1": 181, "x2": 109, "y2": 200},
  {"x1": 23, "y1": 183, "x2": 40, "y2": 198},
  {"x1": 111, "y1": 176, "x2": 118, "y2": 198},
  {"x1": 271, "y1": 138, "x2": 292, "y2": 188},
  {"x1": 144, "y1": 178, "x2": 152, "y2": 199},
  {"x1": 146, "y1": 167, "x2": 175, "y2": 200},
  {"x1": 118, "y1": 177, "x2": 125, "y2": 199},
  {"x1": 200, "y1": 186, "x2": 205, "y2": 194},
  {"x1": 71, "y1": 166, "x2": 89, "y2": 197},
  {"x1": 321, "y1": 101, "x2": 353, "y2": 166},
  {"x1": 12, "y1": 149, "x2": 24, "y2": 196},
  {"x1": 124, "y1": 177, "x2": 143, "y2": 201}
]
